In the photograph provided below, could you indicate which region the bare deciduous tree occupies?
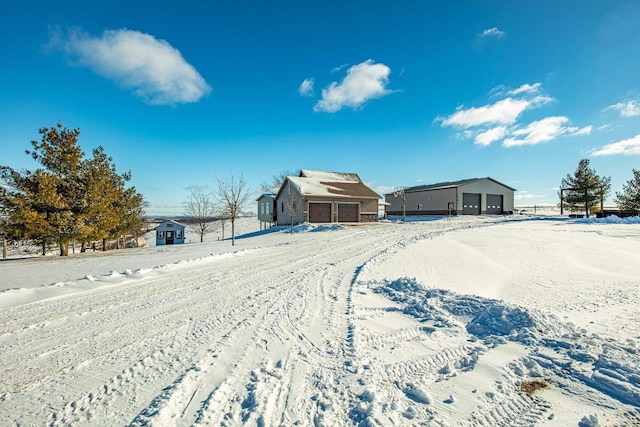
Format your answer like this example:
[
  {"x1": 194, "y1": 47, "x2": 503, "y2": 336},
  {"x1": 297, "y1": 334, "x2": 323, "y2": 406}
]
[
  {"x1": 184, "y1": 189, "x2": 217, "y2": 242},
  {"x1": 280, "y1": 178, "x2": 300, "y2": 233},
  {"x1": 260, "y1": 169, "x2": 300, "y2": 193},
  {"x1": 214, "y1": 174, "x2": 251, "y2": 246},
  {"x1": 0, "y1": 214, "x2": 8, "y2": 259}
]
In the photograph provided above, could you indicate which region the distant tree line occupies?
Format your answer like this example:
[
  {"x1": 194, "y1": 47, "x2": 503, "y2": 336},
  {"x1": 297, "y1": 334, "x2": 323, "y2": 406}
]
[
  {"x1": 560, "y1": 159, "x2": 640, "y2": 217},
  {"x1": 0, "y1": 123, "x2": 146, "y2": 256}
]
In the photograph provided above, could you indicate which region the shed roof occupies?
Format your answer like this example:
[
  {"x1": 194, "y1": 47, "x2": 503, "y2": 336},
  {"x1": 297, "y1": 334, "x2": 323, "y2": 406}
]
[
  {"x1": 277, "y1": 169, "x2": 380, "y2": 200},
  {"x1": 387, "y1": 177, "x2": 516, "y2": 195},
  {"x1": 256, "y1": 193, "x2": 276, "y2": 201},
  {"x1": 155, "y1": 219, "x2": 185, "y2": 229}
]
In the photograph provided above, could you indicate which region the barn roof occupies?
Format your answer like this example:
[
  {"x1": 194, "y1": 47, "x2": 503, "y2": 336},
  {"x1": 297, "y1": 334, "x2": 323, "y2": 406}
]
[
  {"x1": 277, "y1": 169, "x2": 380, "y2": 200},
  {"x1": 388, "y1": 177, "x2": 516, "y2": 194}
]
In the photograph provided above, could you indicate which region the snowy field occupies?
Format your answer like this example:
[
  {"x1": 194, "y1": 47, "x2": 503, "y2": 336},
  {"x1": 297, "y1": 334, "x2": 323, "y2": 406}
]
[{"x1": 0, "y1": 215, "x2": 639, "y2": 426}]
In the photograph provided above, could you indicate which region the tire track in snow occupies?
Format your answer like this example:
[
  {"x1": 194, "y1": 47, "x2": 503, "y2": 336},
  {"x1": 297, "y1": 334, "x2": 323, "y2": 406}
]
[{"x1": 1, "y1": 217, "x2": 509, "y2": 426}]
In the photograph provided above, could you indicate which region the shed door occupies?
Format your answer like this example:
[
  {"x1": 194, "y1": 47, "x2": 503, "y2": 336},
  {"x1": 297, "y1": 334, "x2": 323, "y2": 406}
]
[
  {"x1": 338, "y1": 203, "x2": 358, "y2": 222},
  {"x1": 166, "y1": 230, "x2": 174, "y2": 244},
  {"x1": 486, "y1": 194, "x2": 503, "y2": 214},
  {"x1": 462, "y1": 193, "x2": 481, "y2": 215},
  {"x1": 309, "y1": 203, "x2": 332, "y2": 223}
]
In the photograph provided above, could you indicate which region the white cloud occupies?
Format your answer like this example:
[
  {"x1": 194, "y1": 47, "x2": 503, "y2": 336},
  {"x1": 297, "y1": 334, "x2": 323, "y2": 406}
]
[
  {"x1": 54, "y1": 28, "x2": 211, "y2": 105},
  {"x1": 373, "y1": 185, "x2": 395, "y2": 196},
  {"x1": 515, "y1": 191, "x2": 542, "y2": 201},
  {"x1": 507, "y1": 83, "x2": 541, "y2": 96},
  {"x1": 314, "y1": 59, "x2": 392, "y2": 113},
  {"x1": 591, "y1": 134, "x2": 640, "y2": 156},
  {"x1": 606, "y1": 100, "x2": 640, "y2": 117},
  {"x1": 503, "y1": 116, "x2": 591, "y2": 147},
  {"x1": 440, "y1": 83, "x2": 591, "y2": 147},
  {"x1": 572, "y1": 125, "x2": 593, "y2": 136},
  {"x1": 441, "y1": 97, "x2": 550, "y2": 128},
  {"x1": 331, "y1": 63, "x2": 349, "y2": 73},
  {"x1": 299, "y1": 78, "x2": 314, "y2": 97},
  {"x1": 474, "y1": 126, "x2": 508, "y2": 146},
  {"x1": 480, "y1": 27, "x2": 506, "y2": 38},
  {"x1": 184, "y1": 184, "x2": 209, "y2": 191}
]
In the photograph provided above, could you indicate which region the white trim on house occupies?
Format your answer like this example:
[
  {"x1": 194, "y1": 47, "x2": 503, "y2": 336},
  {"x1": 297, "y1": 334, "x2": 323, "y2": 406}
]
[{"x1": 155, "y1": 220, "x2": 186, "y2": 245}]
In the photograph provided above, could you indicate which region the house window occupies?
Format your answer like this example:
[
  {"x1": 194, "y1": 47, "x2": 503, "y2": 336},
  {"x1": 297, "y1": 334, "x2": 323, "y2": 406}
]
[
  {"x1": 293, "y1": 200, "x2": 297, "y2": 210},
  {"x1": 417, "y1": 203, "x2": 423, "y2": 210},
  {"x1": 281, "y1": 202, "x2": 284, "y2": 212}
]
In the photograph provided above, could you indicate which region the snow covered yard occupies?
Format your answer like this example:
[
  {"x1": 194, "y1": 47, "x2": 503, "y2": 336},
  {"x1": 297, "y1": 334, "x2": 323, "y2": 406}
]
[{"x1": 0, "y1": 216, "x2": 639, "y2": 425}]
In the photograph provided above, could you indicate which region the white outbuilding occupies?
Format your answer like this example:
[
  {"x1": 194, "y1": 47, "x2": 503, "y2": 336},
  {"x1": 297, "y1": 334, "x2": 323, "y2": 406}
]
[
  {"x1": 385, "y1": 177, "x2": 515, "y2": 216},
  {"x1": 155, "y1": 220, "x2": 186, "y2": 245}
]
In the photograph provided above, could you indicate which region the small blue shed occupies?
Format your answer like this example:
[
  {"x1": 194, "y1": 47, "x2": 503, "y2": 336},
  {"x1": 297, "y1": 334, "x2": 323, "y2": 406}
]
[{"x1": 155, "y1": 220, "x2": 186, "y2": 245}]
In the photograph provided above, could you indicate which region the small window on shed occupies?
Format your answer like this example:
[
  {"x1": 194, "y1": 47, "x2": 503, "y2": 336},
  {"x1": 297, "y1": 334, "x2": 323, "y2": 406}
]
[{"x1": 417, "y1": 203, "x2": 423, "y2": 210}]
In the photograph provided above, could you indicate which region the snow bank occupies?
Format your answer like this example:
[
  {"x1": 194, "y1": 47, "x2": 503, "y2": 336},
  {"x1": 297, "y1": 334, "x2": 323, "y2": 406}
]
[
  {"x1": 574, "y1": 215, "x2": 640, "y2": 224},
  {"x1": 369, "y1": 277, "x2": 640, "y2": 412},
  {"x1": 0, "y1": 249, "x2": 254, "y2": 309},
  {"x1": 282, "y1": 223, "x2": 346, "y2": 233}
]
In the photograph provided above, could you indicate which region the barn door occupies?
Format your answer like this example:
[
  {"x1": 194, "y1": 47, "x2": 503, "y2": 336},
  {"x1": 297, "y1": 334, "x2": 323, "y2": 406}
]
[
  {"x1": 486, "y1": 194, "x2": 503, "y2": 214},
  {"x1": 462, "y1": 193, "x2": 481, "y2": 215}
]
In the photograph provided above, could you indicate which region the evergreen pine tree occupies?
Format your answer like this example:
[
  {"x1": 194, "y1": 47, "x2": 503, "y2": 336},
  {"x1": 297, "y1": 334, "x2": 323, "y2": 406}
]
[
  {"x1": 559, "y1": 159, "x2": 609, "y2": 218},
  {"x1": 0, "y1": 123, "x2": 146, "y2": 256},
  {"x1": 615, "y1": 169, "x2": 640, "y2": 214}
]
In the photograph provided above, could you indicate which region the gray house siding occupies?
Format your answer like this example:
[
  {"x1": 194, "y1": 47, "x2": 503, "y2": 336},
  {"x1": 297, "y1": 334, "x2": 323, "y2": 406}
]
[
  {"x1": 276, "y1": 193, "x2": 379, "y2": 226},
  {"x1": 275, "y1": 180, "x2": 304, "y2": 226}
]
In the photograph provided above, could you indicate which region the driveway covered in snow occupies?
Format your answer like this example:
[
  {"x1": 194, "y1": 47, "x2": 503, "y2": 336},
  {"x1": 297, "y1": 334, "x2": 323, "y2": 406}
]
[{"x1": 0, "y1": 216, "x2": 639, "y2": 425}]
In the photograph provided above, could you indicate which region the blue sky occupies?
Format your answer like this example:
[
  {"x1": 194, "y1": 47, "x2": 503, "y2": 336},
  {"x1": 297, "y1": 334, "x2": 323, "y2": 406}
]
[{"x1": 2, "y1": 1, "x2": 640, "y2": 215}]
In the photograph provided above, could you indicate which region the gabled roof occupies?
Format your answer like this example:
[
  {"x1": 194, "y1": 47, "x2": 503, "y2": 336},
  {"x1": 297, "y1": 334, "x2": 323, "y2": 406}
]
[
  {"x1": 256, "y1": 192, "x2": 276, "y2": 201},
  {"x1": 387, "y1": 177, "x2": 516, "y2": 194},
  {"x1": 276, "y1": 169, "x2": 380, "y2": 200}
]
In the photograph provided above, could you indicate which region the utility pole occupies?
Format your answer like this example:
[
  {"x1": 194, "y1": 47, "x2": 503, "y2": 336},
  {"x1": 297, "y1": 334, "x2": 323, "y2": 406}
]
[{"x1": 393, "y1": 187, "x2": 406, "y2": 223}]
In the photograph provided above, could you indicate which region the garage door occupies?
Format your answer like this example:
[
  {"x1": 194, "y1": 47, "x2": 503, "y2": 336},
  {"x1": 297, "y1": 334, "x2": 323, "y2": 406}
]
[
  {"x1": 338, "y1": 203, "x2": 358, "y2": 222},
  {"x1": 462, "y1": 193, "x2": 481, "y2": 215},
  {"x1": 486, "y1": 194, "x2": 503, "y2": 214},
  {"x1": 309, "y1": 203, "x2": 332, "y2": 223}
]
